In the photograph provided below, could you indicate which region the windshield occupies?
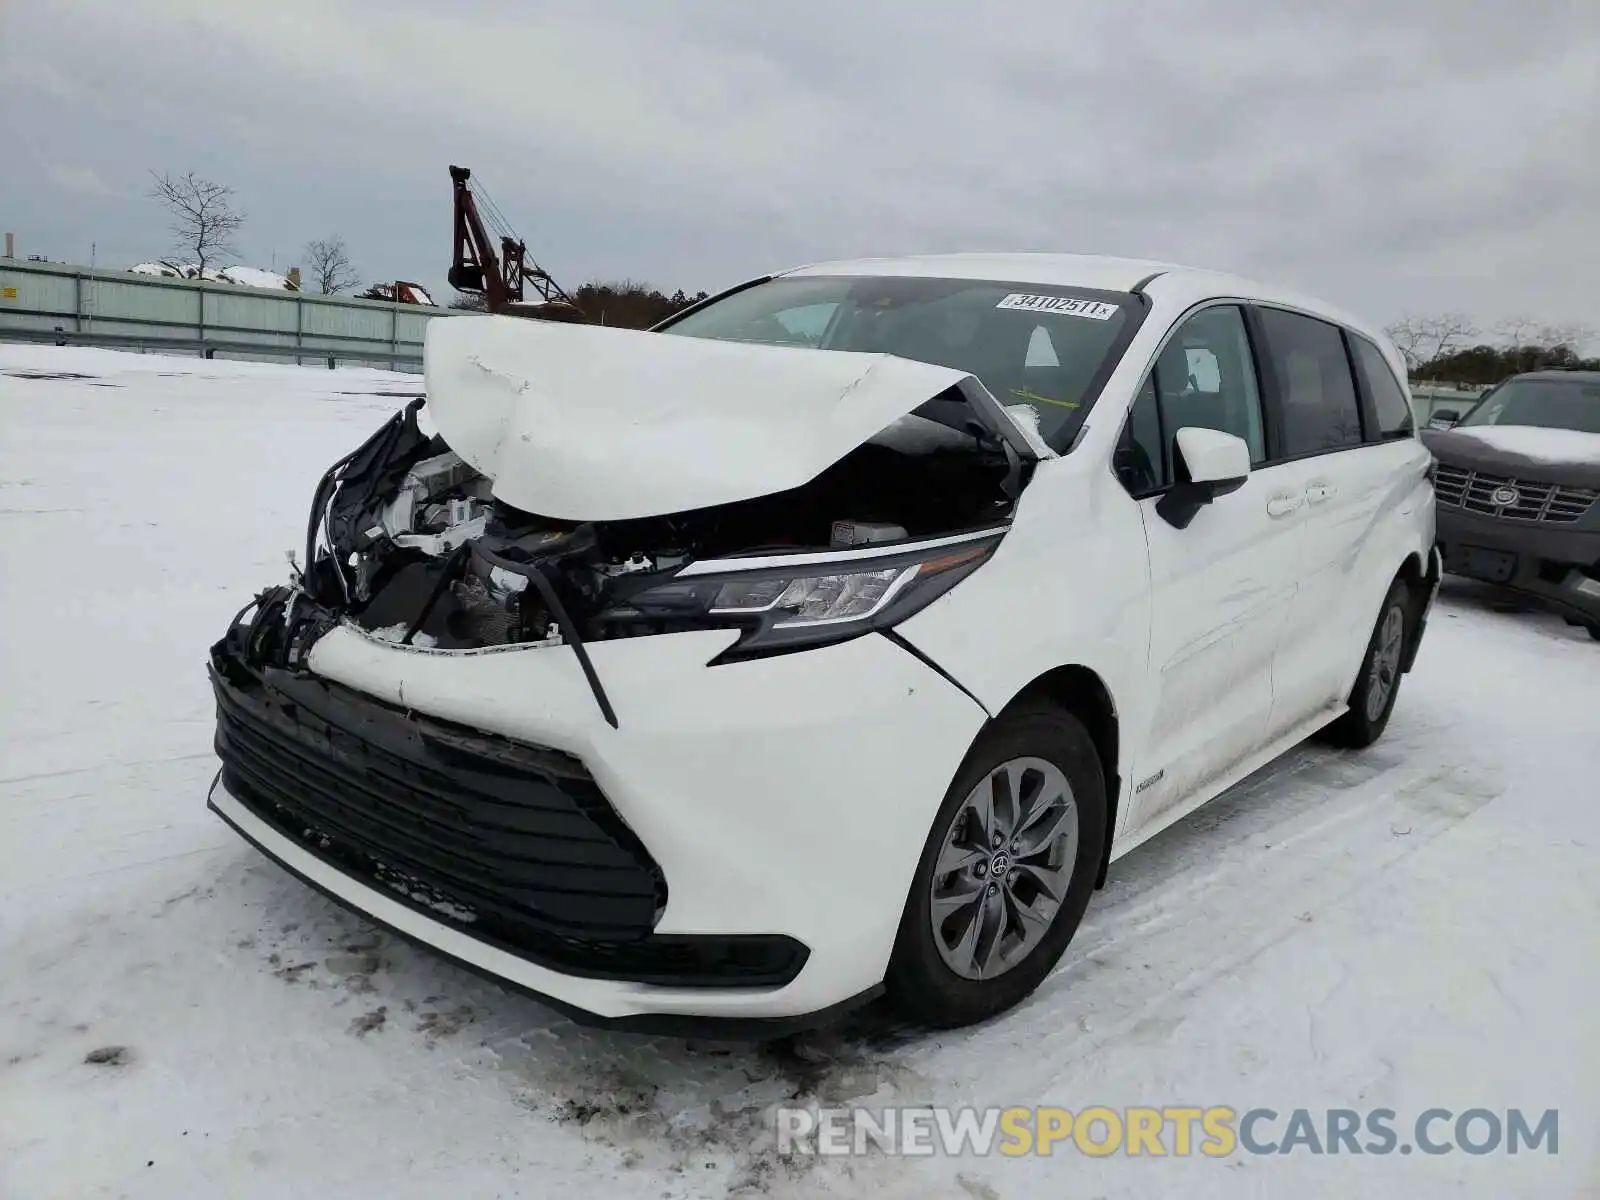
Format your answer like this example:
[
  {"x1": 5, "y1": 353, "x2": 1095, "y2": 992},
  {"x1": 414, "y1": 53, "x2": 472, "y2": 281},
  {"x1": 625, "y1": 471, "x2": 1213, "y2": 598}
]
[
  {"x1": 660, "y1": 275, "x2": 1144, "y2": 448},
  {"x1": 1459, "y1": 377, "x2": 1600, "y2": 434}
]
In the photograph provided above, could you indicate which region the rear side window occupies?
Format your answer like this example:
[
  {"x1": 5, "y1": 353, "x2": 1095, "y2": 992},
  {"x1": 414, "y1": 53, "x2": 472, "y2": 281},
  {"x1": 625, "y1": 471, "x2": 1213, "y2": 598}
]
[
  {"x1": 1256, "y1": 308, "x2": 1365, "y2": 457},
  {"x1": 1350, "y1": 336, "x2": 1415, "y2": 439}
]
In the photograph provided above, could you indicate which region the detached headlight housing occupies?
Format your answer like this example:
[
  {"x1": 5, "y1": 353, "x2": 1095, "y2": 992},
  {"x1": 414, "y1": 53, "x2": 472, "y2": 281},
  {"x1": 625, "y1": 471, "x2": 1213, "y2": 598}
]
[{"x1": 600, "y1": 528, "x2": 1005, "y2": 658}]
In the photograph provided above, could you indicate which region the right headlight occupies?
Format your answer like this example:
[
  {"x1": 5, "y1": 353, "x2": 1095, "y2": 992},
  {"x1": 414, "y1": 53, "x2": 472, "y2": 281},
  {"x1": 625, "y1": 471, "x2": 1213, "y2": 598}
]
[{"x1": 600, "y1": 528, "x2": 1005, "y2": 657}]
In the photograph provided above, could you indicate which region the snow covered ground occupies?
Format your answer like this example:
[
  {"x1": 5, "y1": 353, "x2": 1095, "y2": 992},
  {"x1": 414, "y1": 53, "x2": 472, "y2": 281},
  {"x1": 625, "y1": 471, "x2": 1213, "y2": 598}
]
[{"x1": 1, "y1": 346, "x2": 1595, "y2": 1199}]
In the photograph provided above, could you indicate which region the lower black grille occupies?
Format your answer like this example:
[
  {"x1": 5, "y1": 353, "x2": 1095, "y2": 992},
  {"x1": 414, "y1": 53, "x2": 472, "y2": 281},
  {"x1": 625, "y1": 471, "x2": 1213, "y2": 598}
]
[{"x1": 210, "y1": 637, "x2": 806, "y2": 988}]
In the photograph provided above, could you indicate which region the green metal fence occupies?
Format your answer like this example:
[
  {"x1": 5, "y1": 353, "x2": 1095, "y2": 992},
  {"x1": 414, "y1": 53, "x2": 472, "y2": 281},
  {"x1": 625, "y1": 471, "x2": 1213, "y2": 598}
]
[{"x1": 0, "y1": 258, "x2": 462, "y2": 372}]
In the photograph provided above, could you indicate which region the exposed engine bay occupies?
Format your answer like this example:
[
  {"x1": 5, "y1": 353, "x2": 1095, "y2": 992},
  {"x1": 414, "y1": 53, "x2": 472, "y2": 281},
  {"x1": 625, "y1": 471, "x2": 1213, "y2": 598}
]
[{"x1": 286, "y1": 396, "x2": 1026, "y2": 657}]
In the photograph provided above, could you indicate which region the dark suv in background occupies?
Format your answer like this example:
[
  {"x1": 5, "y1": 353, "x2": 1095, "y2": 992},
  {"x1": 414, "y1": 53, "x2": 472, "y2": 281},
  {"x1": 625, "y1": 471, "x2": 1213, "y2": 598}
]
[{"x1": 1423, "y1": 370, "x2": 1600, "y2": 639}]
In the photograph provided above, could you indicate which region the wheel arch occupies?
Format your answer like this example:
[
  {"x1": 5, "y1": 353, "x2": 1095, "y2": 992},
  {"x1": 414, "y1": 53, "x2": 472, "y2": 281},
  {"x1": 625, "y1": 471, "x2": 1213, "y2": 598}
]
[
  {"x1": 1393, "y1": 547, "x2": 1440, "y2": 672},
  {"x1": 998, "y1": 664, "x2": 1121, "y2": 888},
  {"x1": 1396, "y1": 549, "x2": 1426, "y2": 590}
]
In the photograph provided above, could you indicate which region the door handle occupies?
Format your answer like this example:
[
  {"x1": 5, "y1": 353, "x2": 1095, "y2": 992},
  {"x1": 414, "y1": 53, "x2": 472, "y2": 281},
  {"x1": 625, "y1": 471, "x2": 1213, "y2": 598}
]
[
  {"x1": 1266, "y1": 492, "x2": 1304, "y2": 518},
  {"x1": 1306, "y1": 481, "x2": 1338, "y2": 505}
]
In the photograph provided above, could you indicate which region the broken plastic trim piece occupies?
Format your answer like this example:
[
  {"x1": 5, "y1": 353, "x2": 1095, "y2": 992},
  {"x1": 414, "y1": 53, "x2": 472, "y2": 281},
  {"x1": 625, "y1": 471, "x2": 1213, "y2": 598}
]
[
  {"x1": 305, "y1": 445, "x2": 360, "y2": 602},
  {"x1": 305, "y1": 397, "x2": 431, "y2": 606},
  {"x1": 951, "y1": 376, "x2": 1051, "y2": 464},
  {"x1": 466, "y1": 542, "x2": 620, "y2": 730}
]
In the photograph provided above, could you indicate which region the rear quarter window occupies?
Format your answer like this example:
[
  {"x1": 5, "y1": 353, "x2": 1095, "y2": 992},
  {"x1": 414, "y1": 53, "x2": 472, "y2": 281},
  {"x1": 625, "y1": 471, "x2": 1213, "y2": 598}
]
[{"x1": 1350, "y1": 335, "x2": 1415, "y2": 439}]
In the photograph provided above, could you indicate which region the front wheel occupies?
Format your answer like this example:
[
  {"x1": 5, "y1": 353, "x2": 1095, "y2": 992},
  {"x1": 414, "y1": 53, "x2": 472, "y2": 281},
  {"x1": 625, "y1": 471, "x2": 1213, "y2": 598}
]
[
  {"x1": 884, "y1": 704, "x2": 1107, "y2": 1029},
  {"x1": 1322, "y1": 579, "x2": 1412, "y2": 749}
]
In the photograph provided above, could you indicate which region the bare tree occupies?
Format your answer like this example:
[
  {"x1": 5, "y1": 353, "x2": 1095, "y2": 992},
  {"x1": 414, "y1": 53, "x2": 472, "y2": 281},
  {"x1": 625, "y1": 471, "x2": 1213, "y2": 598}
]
[
  {"x1": 1493, "y1": 315, "x2": 1540, "y2": 348},
  {"x1": 1418, "y1": 313, "x2": 1480, "y2": 364},
  {"x1": 1535, "y1": 322, "x2": 1594, "y2": 351},
  {"x1": 1388, "y1": 313, "x2": 1482, "y2": 371},
  {"x1": 303, "y1": 235, "x2": 360, "y2": 294},
  {"x1": 147, "y1": 171, "x2": 245, "y2": 274},
  {"x1": 1383, "y1": 318, "x2": 1429, "y2": 372}
]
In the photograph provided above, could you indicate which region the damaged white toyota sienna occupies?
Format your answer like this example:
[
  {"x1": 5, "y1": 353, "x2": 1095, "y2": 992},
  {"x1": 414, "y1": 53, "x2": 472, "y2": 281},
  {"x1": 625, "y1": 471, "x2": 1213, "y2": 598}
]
[{"x1": 207, "y1": 254, "x2": 1441, "y2": 1033}]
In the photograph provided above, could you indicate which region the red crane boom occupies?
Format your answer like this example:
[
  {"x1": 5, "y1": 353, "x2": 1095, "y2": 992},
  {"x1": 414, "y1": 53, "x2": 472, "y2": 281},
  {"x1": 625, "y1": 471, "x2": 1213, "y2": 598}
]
[{"x1": 447, "y1": 165, "x2": 583, "y2": 320}]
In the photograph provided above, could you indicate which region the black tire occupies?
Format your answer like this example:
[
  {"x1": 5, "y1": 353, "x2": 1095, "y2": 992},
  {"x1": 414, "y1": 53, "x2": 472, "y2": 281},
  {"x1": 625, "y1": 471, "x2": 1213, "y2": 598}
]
[
  {"x1": 1587, "y1": 624, "x2": 1600, "y2": 643},
  {"x1": 884, "y1": 704, "x2": 1107, "y2": 1029},
  {"x1": 1322, "y1": 579, "x2": 1413, "y2": 749}
]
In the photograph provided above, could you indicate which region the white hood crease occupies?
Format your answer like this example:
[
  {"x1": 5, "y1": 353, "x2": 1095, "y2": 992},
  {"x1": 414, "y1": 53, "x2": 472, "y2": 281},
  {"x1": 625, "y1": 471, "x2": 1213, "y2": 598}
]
[{"x1": 423, "y1": 316, "x2": 1039, "y2": 522}]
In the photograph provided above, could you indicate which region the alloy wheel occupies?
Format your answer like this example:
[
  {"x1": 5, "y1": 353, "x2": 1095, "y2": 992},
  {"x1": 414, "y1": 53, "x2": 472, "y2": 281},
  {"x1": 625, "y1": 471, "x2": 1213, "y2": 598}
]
[
  {"x1": 1365, "y1": 604, "x2": 1406, "y2": 721},
  {"x1": 929, "y1": 756, "x2": 1079, "y2": 981}
]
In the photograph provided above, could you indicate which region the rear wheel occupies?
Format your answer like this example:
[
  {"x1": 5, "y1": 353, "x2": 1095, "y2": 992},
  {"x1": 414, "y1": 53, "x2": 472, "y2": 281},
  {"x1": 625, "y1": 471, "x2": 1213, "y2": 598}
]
[
  {"x1": 885, "y1": 704, "x2": 1107, "y2": 1029},
  {"x1": 1588, "y1": 624, "x2": 1600, "y2": 643},
  {"x1": 1323, "y1": 579, "x2": 1412, "y2": 749}
]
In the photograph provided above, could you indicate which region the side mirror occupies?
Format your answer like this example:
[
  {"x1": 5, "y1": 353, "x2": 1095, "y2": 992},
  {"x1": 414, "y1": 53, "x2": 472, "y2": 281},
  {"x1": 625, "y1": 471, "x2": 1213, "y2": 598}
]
[
  {"x1": 1156, "y1": 427, "x2": 1251, "y2": 530},
  {"x1": 1428, "y1": 408, "x2": 1461, "y2": 430}
]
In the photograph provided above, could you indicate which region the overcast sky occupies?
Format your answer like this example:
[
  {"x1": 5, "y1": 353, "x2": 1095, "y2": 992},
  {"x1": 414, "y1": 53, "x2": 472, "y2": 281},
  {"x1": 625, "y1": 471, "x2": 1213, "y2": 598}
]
[{"x1": 3, "y1": 0, "x2": 1597, "y2": 337}]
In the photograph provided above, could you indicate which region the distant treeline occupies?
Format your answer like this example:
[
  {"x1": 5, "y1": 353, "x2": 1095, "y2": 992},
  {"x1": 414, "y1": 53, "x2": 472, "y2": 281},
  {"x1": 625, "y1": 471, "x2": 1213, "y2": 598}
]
[
  {"x1": 1386, "y1": 314, "x2": 1596, "y2": 386},
  {"x1": 1413, "y1": 342, "x2": 1600, "y2": 387},
  {"x1": 450, "y1": 280, "x2": 711, "y2": 329}
]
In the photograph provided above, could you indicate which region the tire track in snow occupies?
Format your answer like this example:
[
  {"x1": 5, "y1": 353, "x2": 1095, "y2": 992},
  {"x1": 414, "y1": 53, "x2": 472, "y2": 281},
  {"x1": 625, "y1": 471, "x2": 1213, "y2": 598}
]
[
  {"x1": 0, "y1": 751, "x2": 216, "y2": 788},
  {"x1": 917, "y1": 739, "x2": 1505, "y2": 1102},
  {"x1": 476, "y1": 743, "x2": 1505, "y2": 1195}
]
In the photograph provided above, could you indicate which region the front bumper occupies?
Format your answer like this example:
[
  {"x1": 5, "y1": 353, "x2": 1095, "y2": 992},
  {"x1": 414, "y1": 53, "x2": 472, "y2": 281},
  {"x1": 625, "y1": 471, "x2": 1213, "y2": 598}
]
[
  {"x1": 209, "y1": 775, "x2": 876, "y2": 1037},
  {"x1": 210, "y1": 619, "x2": 989, "y2": 1030},
  {"x1": 1435, "y1": 505, "x2": 1600, "y2": 624}
]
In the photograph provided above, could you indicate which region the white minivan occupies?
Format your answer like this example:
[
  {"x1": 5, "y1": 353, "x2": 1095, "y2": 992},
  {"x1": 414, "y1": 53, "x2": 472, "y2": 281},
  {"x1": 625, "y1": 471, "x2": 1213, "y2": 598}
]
[{"x1": 207, "y1": 254, "x2": 1441, "y2": 1033}]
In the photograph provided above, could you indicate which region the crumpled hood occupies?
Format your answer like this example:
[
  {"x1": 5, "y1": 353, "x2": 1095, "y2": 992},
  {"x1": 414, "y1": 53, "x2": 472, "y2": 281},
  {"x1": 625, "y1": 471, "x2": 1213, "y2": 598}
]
[
  {"x1": 1422, "y1": 424, "x2": 1600, "y2": 490},
  {"x1": 423, "y1": 315, "x2": 1038, "y2": 521}
]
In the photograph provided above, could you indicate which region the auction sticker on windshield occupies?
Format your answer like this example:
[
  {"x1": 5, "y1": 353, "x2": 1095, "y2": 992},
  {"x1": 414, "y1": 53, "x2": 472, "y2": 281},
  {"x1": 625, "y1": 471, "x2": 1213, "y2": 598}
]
[{"x1": 995, "y1": 294, "x2": 1120, "y2": 320}]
